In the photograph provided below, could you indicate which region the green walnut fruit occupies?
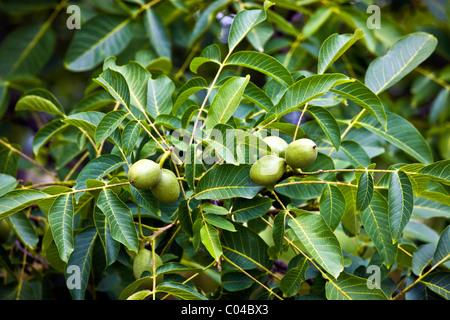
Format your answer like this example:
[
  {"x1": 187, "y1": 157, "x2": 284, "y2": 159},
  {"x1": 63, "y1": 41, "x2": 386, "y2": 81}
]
[
  {"x1": 260, "y1": 136, "x2": 289, "y2": 158},
  {"x1": 128, "y1": 159, "x2": 161, "y2": 190},
  {"x1": 250, "y1": 155, "x2": 286, "y2": 186},
  {"x1": 285, "y1": 138, "x2": 318, "y2": 169},
  {"x1": 151, "y1": 169, "x2": 180, "y2": 203},
  {"x1": 0, "y1": 219, "x2": 10, "y2": 244},
  {"x1": 133, "y1": 248, "x2": 163, "y2": 289}
]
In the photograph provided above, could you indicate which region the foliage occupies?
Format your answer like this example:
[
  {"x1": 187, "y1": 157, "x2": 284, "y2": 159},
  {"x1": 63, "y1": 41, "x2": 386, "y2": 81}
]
[{"x1": 0, "y1": 0, "x2": 449, "y2": 301}]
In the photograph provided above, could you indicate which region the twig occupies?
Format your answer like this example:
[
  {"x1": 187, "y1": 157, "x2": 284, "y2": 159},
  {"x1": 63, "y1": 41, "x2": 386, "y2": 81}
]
[{"x1": 0, "y1": 139, "x2": 58, "y2": 182}]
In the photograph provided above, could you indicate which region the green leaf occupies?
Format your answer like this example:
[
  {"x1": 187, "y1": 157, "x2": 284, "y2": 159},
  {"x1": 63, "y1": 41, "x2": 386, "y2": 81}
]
[
  {"x1": 195, "y1": 164, "x2": 263, "y2": 200},
  {"x1": 129, "y1": 185, "x2": 160, "y2": 216},
  {"x1": 93, "y1": 208, "x2": 120, "y2": 266},
  {"x1": 185, "y1": 144, "x2": 203, "y2": 192},
  {"x1": 0, "y1": 23, "x2": 55, "y2": 77},
  {"x1": 418, "y1": 160, "x2": 450, "y2": 186},
  {"x1": 204, "y1": 75, "x2": 250, "y2": 130},
  {"x1": 73, "y1": 91, "x2": 115, "y2": 113},
  {"x1": 331, "y1": 80, "x2": 387, "y2": 130},
  {"x1": 307, "y1": 106, "x2": 341, "y2": 151},
  {"x1": 33, "y1": 119, "x2": 68, "y2": 155},
  {"x1": 266, "y1": 73, "x2": 351, "y2": 122},
  {"x1": 95, "y1": 110, "x2": 129, "y2": 146},
  {"x1": 154, "y1": 114, "x2": 181, "y2": 130},
  {"x1": 360, "y1": 191, "x2": 397, "y2": 267},
  {"x1": 156, "y1": 262, "x2": 200, "y2": 276},
  {"x1": 421, "y1": 272, "x2": 450, "y2": 300},
  {"x1": 0, "y1": 142, "x2": 20, "y2": 177},
  {"x1": 356, "y1": 171, "x2": 374, "y2": 212},
  {"x1": 338, "y1": 140, "x2": 371, "y2": 168},
  {"x1": 146, "y1": 75, "x2": 175, "y2": 119},
  {"x1": 178, "y1": 200, "x2": 193, "y2": 237},
  {"x1": 204, "y1": 214, "x2": 236, "y2": 232},
  {"x1": 103, "y1": 58, "x2": 151, "y2": 114},
  {"x1": 221, "y1": 223, "x2": 271, "y2": 270},
  {"x1": 365, "y1": 32, "x2": 437, "y2": 94},
  {"x1": 65, "y1": 15, "x2": 132, "y2": 71},
  {"x1": 15, "y1": 88, "x2": 65, "y2": 117},
  {"x1": 275, "y1": 177, "x2": 325, "y2": 200},
  {"x1": 74, "y1": 154, "x2": 125, "y2": 196},
  {"x1": 121, "y1": 120, "x2": 141, "y2": 154},
  {"x1": 202, "y1": 124, "x2": 238, "y2": 165},
  {"x1": 226, "y1": 51, "x2": 293, "y2": 87},
  {"x1": 318, "y1": 29, "x2": 364, "y2": 74},
  {"x1": 222, "y1": 271, "x2": 259, "y2": 292},
  {"x1": 97, "y1": 188, "x2": 139, "y2": 253},
  {"x1": 48, "y1": 194, "x2": 74, "y2": 262},
  {"x1": 288, "y1": 209, "x2": 344, "y2": 279},
  {"x1": 188, "y1": 0, "x2": 232, "y2": 47},
  {"x1": 228, "y1": 1, "x2": 273, "y2": 52},
  {"x1": 412, "y1": 243, "x2": 436, "y2": 276},
  {"x1": 433, "y1": 225, "x2": 450, "y2": 266},
  {"x1": 279, "y1": 258, "x2": 308, "y2": 298},
  {"x1": 232, "y1": 196, "x2": 273, "y2": 223},
  {"x1": 319, "y1": 184, "x2": 345, "y2": 231},
  {"x1": 94, "y1": 68, "x2": 130, "y2": 109},
  {"x1": 144, "y1": 8, "x2": 171, "y2": 58},
  {"x1": 357, "y1": 111, "x2": 433, "y2": 165},
  {"x1": 7, "y1": 211, "x2": 39, "y2": 251},
  {"x1": 202, "y1": 202, "x2": 229, "y2": 215},
  {"x1": 388, "y1": 170, "x2": 414, "y2": 243},
  {"x1": 173, "y1": 77, "x2": 208, "y2": 112},
  {"x1": 156, "y1": 282, "x2": 207, "y2": 300},
  {"x1": 338, "y1": 185, "x2": 362, "y2": 236},
  {"x1": 246, "y1": 20, "x2": 274, "y2": 52},
  {"x1": 301, "y1": 7, "x2": 333, "y2": 39},
  {"x1": 65, "y1": 227, "x2": 97, "y2": 300},
  {"x1": 200, "y1": 222, "x2": 222, "y2": 261},
  {"x1": 0, "y1": 189, "x2": 51, "y2": 220},
  {"x1": 62, "y1": 111, "x2": 104, "y2": 138},
  {"x1": 413, "y1": 197, "x2": 450, "y2": 219},
  {"x1": 0, "y1": 174, "x2": 18, "y2": 197},
  {"x1": 243, "y1": 80, "x2": 274, "y2": 111},
  {"x1": 189, "y1": 44, "x2": 221, "y2": 74},
  {"x1": 326, "y1": 272, "x2": 388, "y2": 300},
  {"x1": 272, "y1": 210, "x2": 286, "y2": 253}
]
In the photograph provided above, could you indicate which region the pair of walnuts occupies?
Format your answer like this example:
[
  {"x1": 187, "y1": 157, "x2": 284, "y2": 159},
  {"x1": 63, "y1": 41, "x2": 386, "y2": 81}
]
[
  {"x1": 250, "y1": 137, "x2": 318, "y2": 186},
  {"x1": 128, "y1": 159, "x2": 180, "y2": 203}
]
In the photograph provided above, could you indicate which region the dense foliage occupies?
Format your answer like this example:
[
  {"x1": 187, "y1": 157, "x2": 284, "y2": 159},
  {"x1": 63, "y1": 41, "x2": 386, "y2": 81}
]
[{"x1": 0, "y1": 0, "x2": 449, "y2": 301}]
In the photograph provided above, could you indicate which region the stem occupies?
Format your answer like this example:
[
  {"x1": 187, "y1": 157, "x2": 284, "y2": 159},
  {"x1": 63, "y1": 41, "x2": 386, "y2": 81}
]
[
  {"x1": 10, "y1": 0, "x2": 68, "y2": 76},
  {"x1": 63, "y1": 151, "x2": 89, "y2": 182},
  {"x1": 415, "y1": 67, "x2": 450, "y2": 90},
  {"x1": 174, "y1": 41, "x2": 202, "y2": 81},
  {"x1": 16, "y1": 246, "x2": 28, "y2": 300},
  {"x1": 294, "y1": 102, "x2": 308, "y2": 140},
  {"x1": 137, "y1": 205, "x2": 145, "y2": 239},
  {"x1": 223, "y1": 255, "x2": 283, "y2": 300},
  {"x1": 151, "y1": 239, "x2": 156, "y2": 301},
  {"x1": 158, "y1": 150, "x2": 172, "y2": 168},
  {"x1": 328, "y1": 109, "x2": 365, "y2": 157},
  {"x1": 392, "y1": 254, "x2": 450, "y2": 300},
  {"x1": 298, "y1": 168, "x2": 408, "y2": 175},
  {"x1": 0, "y1": 139, "x2": 58, "y2": 182},
  {"x1": 283, "y1": 30, "x2": 303, "y2": 67},
  {"x1": 188, "y1": 48, "x2": 234, "y2": 147},
  {"x1": 24, "y1": 181, "x2": 73, "y2": 189},
  {"x1": 159, "y1": 260, "x2": 217, "y2": 300},
  {"x1": 148, "y1": 223, "x2": 175, "y2": 240}
]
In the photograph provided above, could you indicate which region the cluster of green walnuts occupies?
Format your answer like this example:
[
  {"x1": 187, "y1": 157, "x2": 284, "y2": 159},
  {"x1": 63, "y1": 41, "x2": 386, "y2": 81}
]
[
  {"x1": 127, "y1": 137, "x2": 317, "y2": 288},
  {"x1": 128, "y1": 159, "x2": 180, "y2": 203},
  {"x1": 250, "y1": 137, "x2": 318, "y2": 186}
]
